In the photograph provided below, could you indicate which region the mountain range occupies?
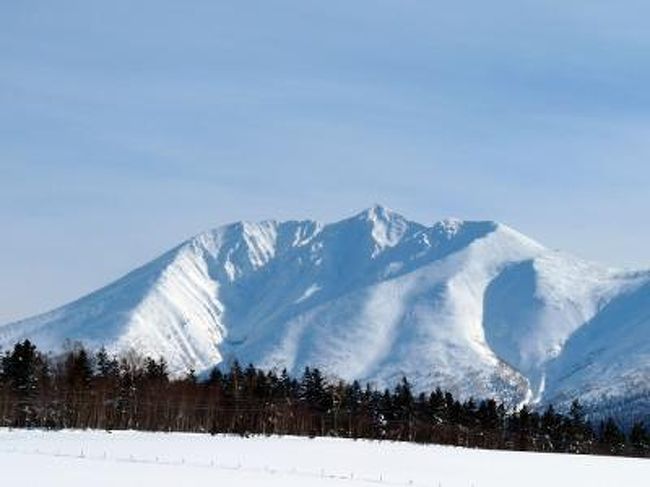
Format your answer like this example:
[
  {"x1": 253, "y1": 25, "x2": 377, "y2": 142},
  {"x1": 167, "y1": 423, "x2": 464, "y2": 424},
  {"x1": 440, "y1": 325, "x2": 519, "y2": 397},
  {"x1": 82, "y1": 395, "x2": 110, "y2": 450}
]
[{"x1": 1, "y1": 205, "x2": 648, "y2": 424}]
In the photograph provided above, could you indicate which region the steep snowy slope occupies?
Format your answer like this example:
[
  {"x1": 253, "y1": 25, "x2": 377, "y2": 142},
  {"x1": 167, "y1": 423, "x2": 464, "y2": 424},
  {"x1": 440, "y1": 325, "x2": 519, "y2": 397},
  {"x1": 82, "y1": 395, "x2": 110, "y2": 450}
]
[
  {"x1": 0, "y1": 205, "x2": 648, "y2": 420},
  {"x1": 482, "y1": 253, "x2": 642, "y2": 402},
  {"x1": 543, "y1": 278, "x2": 650, "y2": 424}
]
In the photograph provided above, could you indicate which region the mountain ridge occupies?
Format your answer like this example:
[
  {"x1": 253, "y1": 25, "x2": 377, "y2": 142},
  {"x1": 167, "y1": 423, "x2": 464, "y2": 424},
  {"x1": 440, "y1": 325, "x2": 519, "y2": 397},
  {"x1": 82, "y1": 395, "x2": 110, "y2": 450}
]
[{"x1": 1, "y1": 206, "x2": 648, "y2": 424}]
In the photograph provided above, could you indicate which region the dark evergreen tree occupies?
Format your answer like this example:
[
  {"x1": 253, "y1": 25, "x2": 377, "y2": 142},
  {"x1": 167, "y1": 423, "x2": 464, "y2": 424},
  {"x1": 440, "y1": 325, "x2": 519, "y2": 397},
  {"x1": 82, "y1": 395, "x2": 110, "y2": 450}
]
[
  {"x1": 629, "y1": 421, "x2": 649, "y2": 455},
  {"x1": 565, "y1": 400, "x2": 593, "y2": 453},
  {"x1": 1, "y1": 340, "x2": 46, "y2": 426},
  {"x1": 599, "y1": 417, "x2": 625, "y2": 454}
]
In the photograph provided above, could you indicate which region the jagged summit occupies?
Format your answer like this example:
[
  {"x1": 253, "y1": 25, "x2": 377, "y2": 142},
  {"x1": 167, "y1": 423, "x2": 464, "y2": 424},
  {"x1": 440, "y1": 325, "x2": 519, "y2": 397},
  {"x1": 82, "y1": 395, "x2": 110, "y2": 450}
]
[
  {"x1": 0, "y1": 207, "x2": 648, "y2": 424},
  {"x1": 357, "y1": 203, "x2": 397, "y2": 220}
]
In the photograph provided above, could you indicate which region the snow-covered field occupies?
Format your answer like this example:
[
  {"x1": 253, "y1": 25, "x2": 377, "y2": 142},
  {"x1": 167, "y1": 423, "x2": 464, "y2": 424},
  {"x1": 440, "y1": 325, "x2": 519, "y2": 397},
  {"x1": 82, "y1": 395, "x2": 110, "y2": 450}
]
[{"x1": 0, "y1": 429, "x2": 646, "y2": 486}]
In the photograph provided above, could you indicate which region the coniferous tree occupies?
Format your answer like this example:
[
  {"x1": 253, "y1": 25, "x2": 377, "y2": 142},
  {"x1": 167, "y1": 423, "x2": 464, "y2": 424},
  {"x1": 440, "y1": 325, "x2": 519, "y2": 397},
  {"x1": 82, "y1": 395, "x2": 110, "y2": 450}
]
[
  {"x1": 1, "y1": 340, "x2": 46, "y2": 426},
  {"x1": 599, "y1": 417, "x2": 625, "y2": 454},
  {"x1": 566, "y1": 400, "x2": 593, "y2": 453},
  {"x1": 629, "y1": 421, "x2": 649, "y2": 455}
]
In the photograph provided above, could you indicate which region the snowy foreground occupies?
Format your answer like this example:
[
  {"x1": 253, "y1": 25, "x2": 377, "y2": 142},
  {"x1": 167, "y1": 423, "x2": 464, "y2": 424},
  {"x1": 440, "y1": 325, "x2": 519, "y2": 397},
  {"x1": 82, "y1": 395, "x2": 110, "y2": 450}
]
[{"x1": 0, "y1": 429, "x2": 647, "y2": 487}]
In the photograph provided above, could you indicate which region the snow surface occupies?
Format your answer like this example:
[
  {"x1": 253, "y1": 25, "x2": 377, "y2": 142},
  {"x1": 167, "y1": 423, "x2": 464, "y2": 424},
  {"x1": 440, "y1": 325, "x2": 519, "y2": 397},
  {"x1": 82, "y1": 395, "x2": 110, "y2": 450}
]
[
  {"x1": 1, "y1": 205, "x2": 649, "y2": 422},
  {"x1": 0, "y1": 429, "x2": 647, "y2": 487}
]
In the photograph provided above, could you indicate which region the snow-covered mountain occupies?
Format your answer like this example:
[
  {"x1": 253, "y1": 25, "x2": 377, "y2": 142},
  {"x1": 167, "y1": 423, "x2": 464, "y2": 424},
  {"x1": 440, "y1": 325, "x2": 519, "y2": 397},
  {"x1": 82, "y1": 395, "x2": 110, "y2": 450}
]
[{"x1": 1, "y1": 205, "x2": 648, "y2": 423}]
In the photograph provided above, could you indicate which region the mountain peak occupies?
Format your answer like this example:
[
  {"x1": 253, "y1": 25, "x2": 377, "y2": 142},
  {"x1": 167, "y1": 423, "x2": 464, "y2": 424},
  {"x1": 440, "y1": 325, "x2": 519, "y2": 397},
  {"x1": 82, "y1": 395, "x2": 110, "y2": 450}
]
[
  {"x1": 356, "y1": 204, "x2": 402, "y2": 223},
  {"x1": 351, "y1": 205, "x2": 416, "y2": 253}
]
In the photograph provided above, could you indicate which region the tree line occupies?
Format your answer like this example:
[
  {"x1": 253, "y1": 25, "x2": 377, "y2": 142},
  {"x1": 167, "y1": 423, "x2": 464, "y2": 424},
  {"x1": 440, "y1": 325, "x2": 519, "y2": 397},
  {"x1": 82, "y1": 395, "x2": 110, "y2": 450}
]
[{"x1": 0, "y1": 340, "x2": 648, "y2": 458}]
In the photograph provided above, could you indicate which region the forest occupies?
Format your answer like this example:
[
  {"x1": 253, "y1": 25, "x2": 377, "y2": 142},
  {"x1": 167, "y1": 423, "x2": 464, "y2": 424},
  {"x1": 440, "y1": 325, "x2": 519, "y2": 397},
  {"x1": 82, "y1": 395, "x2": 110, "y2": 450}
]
[{"x1": 0, "y1": 340, "x2": 648, "y2": 458}]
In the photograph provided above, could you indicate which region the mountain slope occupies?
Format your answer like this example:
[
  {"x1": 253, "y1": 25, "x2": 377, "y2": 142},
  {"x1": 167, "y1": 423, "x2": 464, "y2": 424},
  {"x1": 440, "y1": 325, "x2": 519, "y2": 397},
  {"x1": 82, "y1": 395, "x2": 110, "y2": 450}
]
[
  {"x1": 1, "y1": 205, "x2": 648, "y2": 421},
  {"x1": 543, "y1": 279, "x2": 650, "y2": 425}
]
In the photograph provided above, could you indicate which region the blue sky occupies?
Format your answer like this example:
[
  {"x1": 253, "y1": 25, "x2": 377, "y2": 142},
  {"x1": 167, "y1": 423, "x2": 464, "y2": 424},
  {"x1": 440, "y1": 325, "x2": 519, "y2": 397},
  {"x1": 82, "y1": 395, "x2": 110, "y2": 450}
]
[{"x1": 1, "y1": 1, "x2": 649, "y2": 322}]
